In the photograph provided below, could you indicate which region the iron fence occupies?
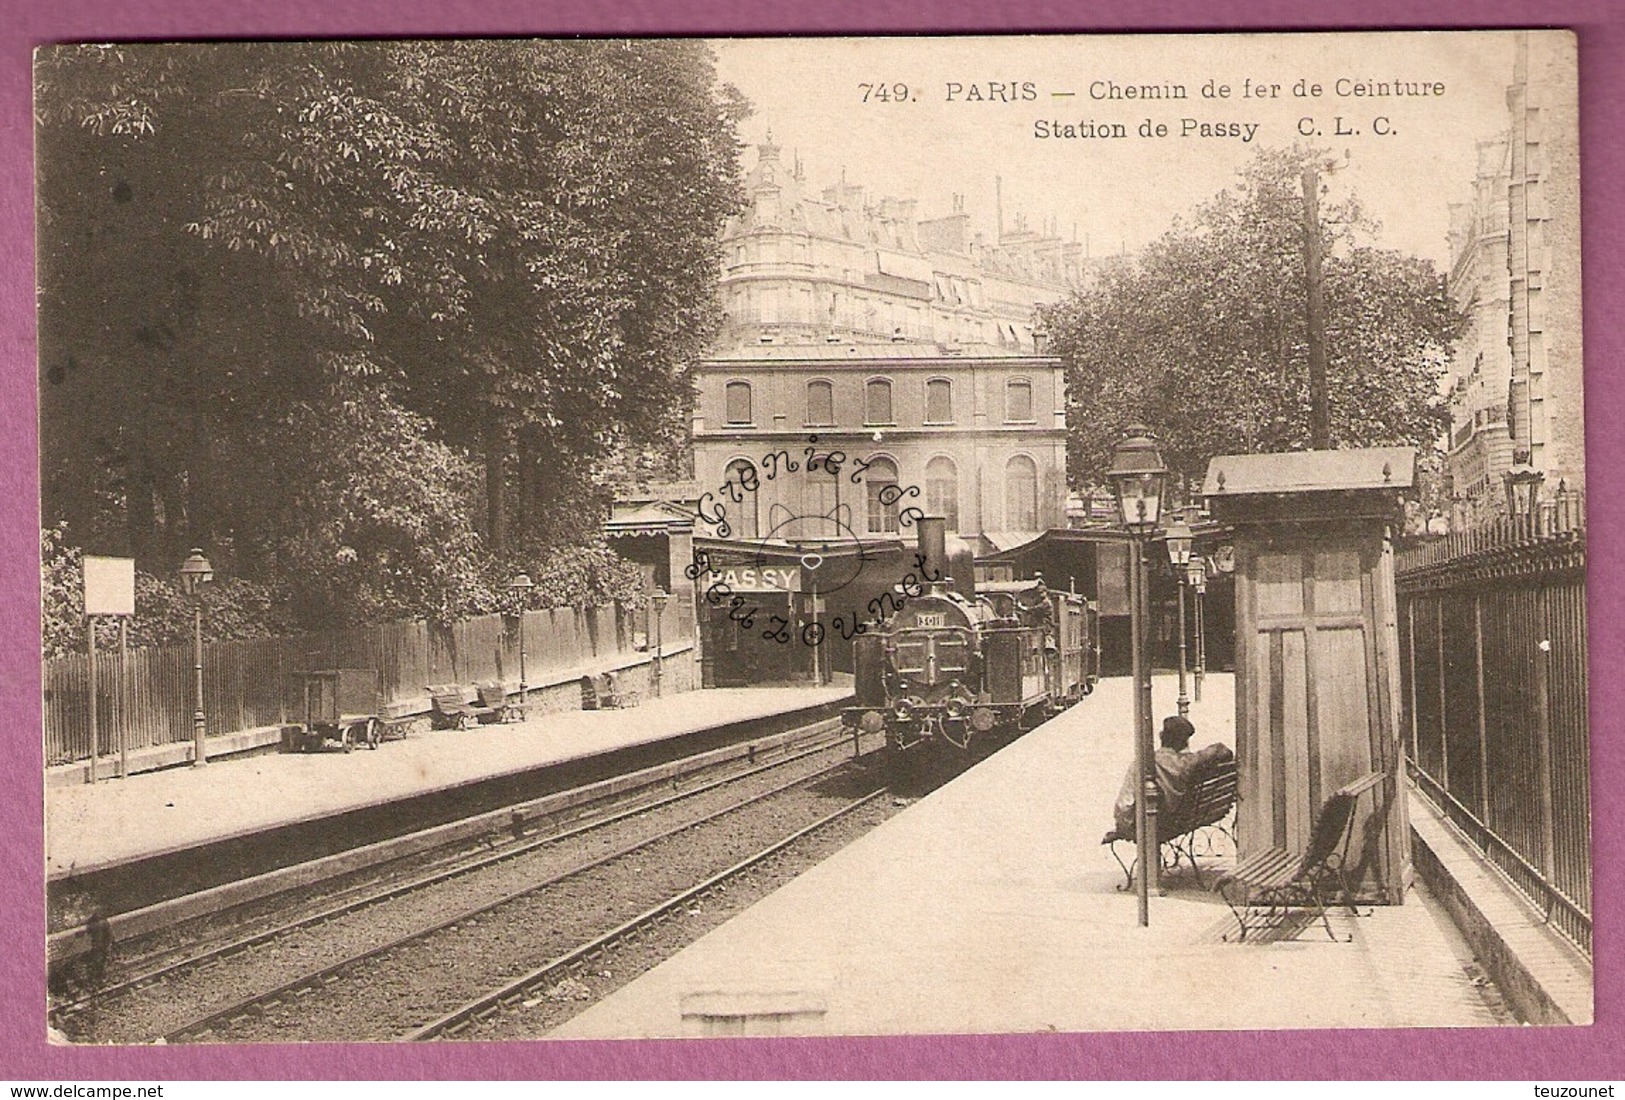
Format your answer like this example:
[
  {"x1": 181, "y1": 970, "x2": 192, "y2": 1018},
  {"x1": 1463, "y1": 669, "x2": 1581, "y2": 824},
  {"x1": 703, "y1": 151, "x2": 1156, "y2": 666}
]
[
  {"x1": 1396, "y1": 507, "x2": 1589, "y2": 955},
  {"x1": 44, "y1": 598, "x2": 694, "y2": 769}
]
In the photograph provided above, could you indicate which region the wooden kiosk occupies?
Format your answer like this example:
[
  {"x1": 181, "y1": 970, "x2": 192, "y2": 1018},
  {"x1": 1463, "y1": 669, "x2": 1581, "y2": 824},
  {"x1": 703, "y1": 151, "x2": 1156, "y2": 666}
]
[{"x1": 1202, "y1": 448, "x2": 1414, "y2": 904}]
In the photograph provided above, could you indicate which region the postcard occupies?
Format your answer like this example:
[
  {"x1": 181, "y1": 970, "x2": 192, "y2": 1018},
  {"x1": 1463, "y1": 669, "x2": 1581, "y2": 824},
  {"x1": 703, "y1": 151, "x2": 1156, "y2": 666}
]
[{"x1": 31, "y1": 27, "x2": 1589, "y2": 1063}]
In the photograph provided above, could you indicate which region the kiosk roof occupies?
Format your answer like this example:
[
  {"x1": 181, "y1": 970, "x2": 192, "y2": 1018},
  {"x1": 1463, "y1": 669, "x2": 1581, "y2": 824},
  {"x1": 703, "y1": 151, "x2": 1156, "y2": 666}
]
[{"x1": 1203, "y1": 448, "x2": 1416, "y2": 499}]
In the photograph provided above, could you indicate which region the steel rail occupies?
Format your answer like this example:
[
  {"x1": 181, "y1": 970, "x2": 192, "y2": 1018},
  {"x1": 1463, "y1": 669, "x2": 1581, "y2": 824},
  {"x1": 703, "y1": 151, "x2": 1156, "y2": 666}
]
[
  {"x1": 401, "y1": 786, "x2": 889, "y2": 1041},
  {"x1": 159, "y1": 752, "x2": 866, "y2": 1043},
  {"x1": 55, "y1": 720, "x2": 851, "y2": 1025}
]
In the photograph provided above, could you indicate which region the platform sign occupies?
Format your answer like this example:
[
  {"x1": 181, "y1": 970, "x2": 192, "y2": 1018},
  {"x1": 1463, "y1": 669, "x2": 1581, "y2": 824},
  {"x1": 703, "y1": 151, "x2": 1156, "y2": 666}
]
[
  {"x1": 705, "y1": 565, "x2": 802, "y2": 593},
  {"x1": 83, "y1": 555, "x2": 135, "y2": 617}
]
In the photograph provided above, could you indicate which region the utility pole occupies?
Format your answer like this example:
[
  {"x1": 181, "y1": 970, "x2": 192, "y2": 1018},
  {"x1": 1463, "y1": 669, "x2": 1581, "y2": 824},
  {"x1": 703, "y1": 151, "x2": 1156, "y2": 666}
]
[{"x1": 1301, "y1": 164, "x2": 1330, "y2": 449}]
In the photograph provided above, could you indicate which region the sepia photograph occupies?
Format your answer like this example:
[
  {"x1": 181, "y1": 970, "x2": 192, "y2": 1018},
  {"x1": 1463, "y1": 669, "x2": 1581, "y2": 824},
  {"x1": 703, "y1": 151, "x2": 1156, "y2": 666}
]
[{"x1": 32, "y1": 26, "x2": 1590, "y2": 1055}]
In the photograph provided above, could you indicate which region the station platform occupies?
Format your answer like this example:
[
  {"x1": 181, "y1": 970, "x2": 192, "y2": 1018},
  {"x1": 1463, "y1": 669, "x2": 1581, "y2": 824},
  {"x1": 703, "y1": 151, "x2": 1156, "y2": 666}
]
[
  {"x1": 46, "y1": 680, "x2": 851, "y2": 883},
  {"x1": 557, "y1": 672, "x2": 1514, "y2": 1038}
]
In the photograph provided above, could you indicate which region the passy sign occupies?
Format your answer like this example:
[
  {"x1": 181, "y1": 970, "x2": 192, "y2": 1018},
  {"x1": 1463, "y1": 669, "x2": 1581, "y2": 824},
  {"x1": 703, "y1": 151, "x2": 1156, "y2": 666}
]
[{"x1": 706, "y1": 566, "x2": 801, "y2": 593}]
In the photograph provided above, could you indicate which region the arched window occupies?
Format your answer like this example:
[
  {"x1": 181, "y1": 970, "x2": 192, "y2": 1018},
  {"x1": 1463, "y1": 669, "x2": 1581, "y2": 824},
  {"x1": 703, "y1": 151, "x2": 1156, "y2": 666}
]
[
  {"x1": 724, "y1": 458, "x2": 759, "y2": 540},
  {"x1": 1006, "y1": 455, "x2": 1039, "y2": 530},
  {"x1": 925, "y1": 378, "x2": 953, "y2": 423},
  {"x1": 806, "y1": 379, "x2": 834, "y2": 426},
  {"x1": 865, "y1": 378, "x2": 894, "y2": 425},
  {"x1": 725, "y1": 380, "x2": 752, "y2": 425},
  {"x1": 926, "y1": 456, "x2": 959, "y2": 532},
  {"x1": 802, "y1": 461, "x2": 841, "y2": 539},
  {"x1": 1005, "y1": 378, "x2": 1034, "y2": 423},
  {"x1": 865, "y1": 457, "x2": 900, "y2": 534}
]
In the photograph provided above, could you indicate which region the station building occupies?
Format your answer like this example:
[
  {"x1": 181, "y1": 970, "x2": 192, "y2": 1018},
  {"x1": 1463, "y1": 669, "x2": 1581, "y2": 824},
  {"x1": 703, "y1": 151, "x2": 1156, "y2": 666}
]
[
  {"x1": 692, "y1": 139, "x2": 1087, "y2": 555},
  {"x1": 678, "y1": 141, "x2": 1096, "y2": 684}
]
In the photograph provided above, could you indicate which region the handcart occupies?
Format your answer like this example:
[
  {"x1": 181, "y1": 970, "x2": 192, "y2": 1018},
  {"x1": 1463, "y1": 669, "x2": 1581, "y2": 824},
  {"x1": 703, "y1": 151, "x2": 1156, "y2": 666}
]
[{"x1": 287, "y1": 668, "x2": 383, "y2": 752}]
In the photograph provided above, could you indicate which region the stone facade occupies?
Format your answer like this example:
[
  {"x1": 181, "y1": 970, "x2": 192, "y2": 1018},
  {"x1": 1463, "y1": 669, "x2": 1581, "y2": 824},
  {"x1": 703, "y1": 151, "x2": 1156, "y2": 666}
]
[
  {"x1": 1507, "y1": 32, "x2": 1584, "y2": 499},
  {"x1": 1444, "y1": 136, "x2": 1515, "y2": 530},
  {"x1": 692, "y1": 141, "x2": 1083, "y2": 553},
  {"x1": 1444, "y1": 33, "x2": 1582, "y2": 529},
  {"x1": 694, "y1": 342, "x2": 1067, "y2": 551}
]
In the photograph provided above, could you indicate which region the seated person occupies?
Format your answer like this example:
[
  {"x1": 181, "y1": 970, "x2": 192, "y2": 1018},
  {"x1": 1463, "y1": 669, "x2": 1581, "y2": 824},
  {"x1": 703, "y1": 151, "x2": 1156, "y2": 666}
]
[{"x1": 1107, "y1": 715, "x2": 1235, "y2": 842}]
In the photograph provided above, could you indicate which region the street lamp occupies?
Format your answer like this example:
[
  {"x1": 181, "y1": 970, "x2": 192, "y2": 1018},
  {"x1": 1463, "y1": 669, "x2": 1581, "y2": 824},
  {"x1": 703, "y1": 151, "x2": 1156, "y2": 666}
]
[
  {"x1": 1187, "y1": 557, "x2": 1208, "y2": 703},
  {"x1": 1164, "y1": 517, "x2": 1194, "y2": 718},
  {"x1": 178, "y1": 548, "x2": 214, "y2": 767},
  {"x1": 1503, "y1": 453, "x2": 1544, "y2": 533},
  {"x1": 651, "y1": 590, "x2": 671, "y2": 697},
  {"x1": 1106, "y1": 424, "x2": 1169, "y2": 926},
  {"x1": 508, "y1": 573, "x2": 535, "y2": 721}
]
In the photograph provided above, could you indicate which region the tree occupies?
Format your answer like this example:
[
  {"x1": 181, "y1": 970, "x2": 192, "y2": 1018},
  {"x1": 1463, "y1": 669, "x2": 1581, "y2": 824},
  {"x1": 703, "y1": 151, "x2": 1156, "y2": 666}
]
[
  {"x1": 1044, "y1": 147, "x2": 1462, "y2": 493},
  {"x1": 365, "y1": 41, "x2": 745, "y2": 551},
  {"x1": 36, "y1": 41, "x2": 744, "y2": 630}
]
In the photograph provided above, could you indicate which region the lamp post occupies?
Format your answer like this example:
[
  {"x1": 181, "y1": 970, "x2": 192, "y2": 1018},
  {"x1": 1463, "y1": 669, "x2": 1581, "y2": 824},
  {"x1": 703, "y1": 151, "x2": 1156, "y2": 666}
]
[
  {"x1": 508, "y1": 573, "x2": 535, "y2": 721},
  {"x1": 178, "y1": 548, "x2": 214, "y2": 767},
  {"x1": 1106, "y1": 424, "x2": 1169, "y2": 927},
  {"x1": 1503, "y1": 453, "x2": 1544, "y2": 534},
  {"x1": 1188, "y1": 557, "x2": 1207, "y2": 703},
  {"x1": 1164, "y1": 517, "x2": 1193, "y2": 718},
  {"x1": 651, "y1": 590, "x2": 670, "y2": 697}
]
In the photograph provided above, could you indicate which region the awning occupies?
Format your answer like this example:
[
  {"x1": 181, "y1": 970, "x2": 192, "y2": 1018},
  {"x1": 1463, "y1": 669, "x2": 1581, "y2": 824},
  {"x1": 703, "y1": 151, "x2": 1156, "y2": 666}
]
[{"x1": 604, "y1": 501, "x2": 695, "y2": 538}]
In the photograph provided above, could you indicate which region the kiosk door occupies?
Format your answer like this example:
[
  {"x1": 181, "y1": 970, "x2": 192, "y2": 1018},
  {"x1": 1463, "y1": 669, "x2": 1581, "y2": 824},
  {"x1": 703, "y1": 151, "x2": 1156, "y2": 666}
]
[{"x1": 1237, "y1": 536, "x2": 1404, "y2": 899}]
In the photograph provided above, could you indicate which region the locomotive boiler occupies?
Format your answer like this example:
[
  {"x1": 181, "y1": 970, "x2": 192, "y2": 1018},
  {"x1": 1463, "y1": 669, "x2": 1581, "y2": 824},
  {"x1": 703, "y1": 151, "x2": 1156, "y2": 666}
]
[{"x1": 842, "y1": 517, "x2": 1098, "y2": 768}]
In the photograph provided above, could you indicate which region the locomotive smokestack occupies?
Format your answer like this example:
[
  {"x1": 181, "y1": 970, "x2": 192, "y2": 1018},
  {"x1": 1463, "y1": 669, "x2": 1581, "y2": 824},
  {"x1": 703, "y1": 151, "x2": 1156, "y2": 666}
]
[{"x1": 918, "y1": 515, "x2": 947, "y2": 587}]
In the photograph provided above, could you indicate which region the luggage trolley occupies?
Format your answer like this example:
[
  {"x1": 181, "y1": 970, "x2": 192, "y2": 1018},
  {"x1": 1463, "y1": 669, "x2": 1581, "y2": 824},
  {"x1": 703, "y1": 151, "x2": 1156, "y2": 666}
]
[{"x1": 288, "y1": 668, "x2": 383, "y2": 752}]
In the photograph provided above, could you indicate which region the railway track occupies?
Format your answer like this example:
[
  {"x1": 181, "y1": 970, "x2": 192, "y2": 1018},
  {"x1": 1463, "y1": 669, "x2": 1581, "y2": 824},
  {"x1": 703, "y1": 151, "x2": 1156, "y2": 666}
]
[
  {"x1": 405, "y1": 786, "x2": 887, "y2": 1040},
  {"x1": 55, "y1": 720, "x2": 883, "y2": 1044},
  {"x1": 162, "y1": 758, "x2": 887, "y2": 1043}
]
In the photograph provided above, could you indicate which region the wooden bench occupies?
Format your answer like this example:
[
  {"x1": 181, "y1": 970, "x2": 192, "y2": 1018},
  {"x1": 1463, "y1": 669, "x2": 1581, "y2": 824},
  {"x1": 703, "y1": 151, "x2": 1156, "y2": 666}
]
[
  {"x1": 427, "y1": 682, "x2": 514, "y2": 730},
  {"x1": 1103, "y1": 758, "x2": 1238, "y2": 890},
  {"x1": 477, "y1": 681, "x2": 521, "y2": 723},
  {"x1": 1216, "y1": 771, "x2": 1385, "y2": 942},
  {"x1": 579, "y1": 671, "x2": 638, "y2": 711}
]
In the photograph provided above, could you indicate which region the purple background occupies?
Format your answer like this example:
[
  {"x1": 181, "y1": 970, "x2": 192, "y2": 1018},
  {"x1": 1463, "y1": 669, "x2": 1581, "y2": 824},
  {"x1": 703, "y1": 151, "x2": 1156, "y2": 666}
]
[{"x1": 3, "y1": 0, "x2": 1618, "y2": 1081}]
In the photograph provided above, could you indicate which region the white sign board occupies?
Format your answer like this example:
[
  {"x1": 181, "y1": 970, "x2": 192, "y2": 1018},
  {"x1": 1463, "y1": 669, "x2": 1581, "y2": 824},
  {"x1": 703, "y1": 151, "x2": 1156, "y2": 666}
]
[
  {"x1": 706, "y1": 565, "x2": 801, "y2": 593},
  {"x1": 83, "y1": 556, "x2": 136, "y2": 617}
]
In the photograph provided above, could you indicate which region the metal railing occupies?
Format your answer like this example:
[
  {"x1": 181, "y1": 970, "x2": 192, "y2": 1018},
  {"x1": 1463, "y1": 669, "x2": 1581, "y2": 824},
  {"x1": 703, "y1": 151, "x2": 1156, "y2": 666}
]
[
  {"x1": 1399, "y1": 487, "x2": 1585, "y2": 573},
  {"x1": 1396, "y1": 509, "x2": 1589, "y2": 955}
]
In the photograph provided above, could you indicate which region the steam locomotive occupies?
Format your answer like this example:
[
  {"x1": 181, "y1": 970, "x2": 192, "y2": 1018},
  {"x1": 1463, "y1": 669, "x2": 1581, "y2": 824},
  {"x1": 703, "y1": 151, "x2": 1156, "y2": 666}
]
[{"x1": 841, "y1": 519, "x2": 1098, "y2": 768}]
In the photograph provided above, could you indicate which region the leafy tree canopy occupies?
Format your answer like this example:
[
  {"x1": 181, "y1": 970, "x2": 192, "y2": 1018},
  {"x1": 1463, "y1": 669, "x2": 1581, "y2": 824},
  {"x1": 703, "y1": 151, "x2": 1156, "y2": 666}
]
[
  {"x1": 37, "y1": 40, "x2": 745, "y2": 634},
  {"x1": 1044, "y1": 147, "x2": 1462, "y2": 494}
]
